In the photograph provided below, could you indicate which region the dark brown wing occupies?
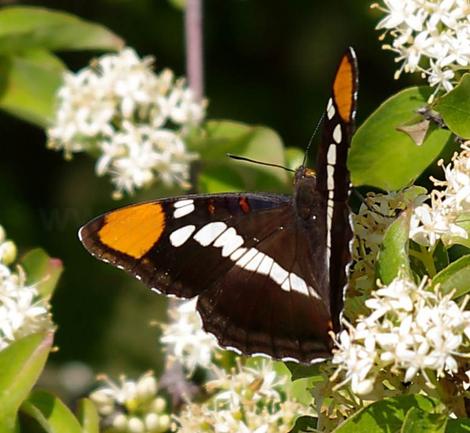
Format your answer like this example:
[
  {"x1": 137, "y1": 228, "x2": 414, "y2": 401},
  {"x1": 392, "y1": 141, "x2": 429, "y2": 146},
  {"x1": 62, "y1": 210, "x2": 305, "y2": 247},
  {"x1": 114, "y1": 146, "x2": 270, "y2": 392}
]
[
  {"x1": 315, "y1": 47, "x2": 358, "y2": 331},
  {"x1": 197, "y1": 218, "x2": 333, "y2": 363}
]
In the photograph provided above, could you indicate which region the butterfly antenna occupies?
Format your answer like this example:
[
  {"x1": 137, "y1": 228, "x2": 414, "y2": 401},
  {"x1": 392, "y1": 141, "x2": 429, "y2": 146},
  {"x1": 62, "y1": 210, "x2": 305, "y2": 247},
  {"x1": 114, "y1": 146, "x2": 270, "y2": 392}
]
[
  {"x1": 227, "y1": 154, "x2": 295, "y2": 173},
  {"x1": 302, "y1": 112, "x2": 325, "y2": 167}
]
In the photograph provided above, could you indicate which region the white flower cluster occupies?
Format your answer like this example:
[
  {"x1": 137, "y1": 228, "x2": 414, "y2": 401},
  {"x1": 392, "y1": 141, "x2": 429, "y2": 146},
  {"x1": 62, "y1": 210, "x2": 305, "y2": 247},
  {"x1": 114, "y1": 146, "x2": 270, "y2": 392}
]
[
  {"x1": 176, "y1": 360, "x2": 306, "y2": 433},
  {"x1": 373, "y1": 0, "x2": 470, "y2": 96},
  {"x1": 350, "y1": 188, "x2": 426, "y2": 293},
  {"x1": 0, "y1": 226, "x2": 52, "y2": 351},
  {"x1": 47, "y1": 48, "x2": 205, "y2": 198},
  {"x1": 410, "y1": 141, "x2": 469, "y2": 247},
  {"x1": 333, "y1": 276, "x2": 470, "y2": 395},
  {"x1": 90, "y1": 372, "x2": 170, "y2": 433},
  {"x1": 160, "y1": 298, "x2": 219, "y2": 374}
]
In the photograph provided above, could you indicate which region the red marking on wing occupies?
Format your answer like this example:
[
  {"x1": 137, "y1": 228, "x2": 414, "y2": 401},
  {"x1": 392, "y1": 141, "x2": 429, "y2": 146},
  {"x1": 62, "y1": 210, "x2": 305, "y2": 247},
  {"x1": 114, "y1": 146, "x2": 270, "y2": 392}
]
[{"x1": 239, "y1": 197, "x2": 251, "y2": 214}]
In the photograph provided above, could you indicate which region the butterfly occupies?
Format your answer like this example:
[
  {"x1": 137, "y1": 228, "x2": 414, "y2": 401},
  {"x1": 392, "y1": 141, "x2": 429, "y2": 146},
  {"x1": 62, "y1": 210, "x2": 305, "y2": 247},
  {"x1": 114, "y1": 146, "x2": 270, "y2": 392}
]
[{"x1": 79, "y1": 47, "x2": 358, "y2": 364}]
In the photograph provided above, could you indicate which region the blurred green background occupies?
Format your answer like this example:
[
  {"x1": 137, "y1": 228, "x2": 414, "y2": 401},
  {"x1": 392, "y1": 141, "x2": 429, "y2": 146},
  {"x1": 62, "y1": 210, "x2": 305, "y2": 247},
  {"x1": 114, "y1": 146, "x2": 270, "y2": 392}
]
[{"x1": 0, "y1": 0, "x2": 412, "y2": 397}]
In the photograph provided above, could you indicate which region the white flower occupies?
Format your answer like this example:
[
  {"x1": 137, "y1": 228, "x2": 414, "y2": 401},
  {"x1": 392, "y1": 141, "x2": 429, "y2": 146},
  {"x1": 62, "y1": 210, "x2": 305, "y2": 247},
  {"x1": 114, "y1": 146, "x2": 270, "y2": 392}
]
[
  {"x1": 175, "y1": 360, "x2": 307, "y2": 433},
  {"x1": 374, "y1": 0, "x2": 470, "y2": 94},
  {"x1": 410, "y1": 142, "x2": 469, "y2": 247},
  {"x1": 333, "y1": 276, "x2": 470, "y2": 395},
  {"x1": 160, "y1": 298, "x2": 219, "y2": 374},
  {"x1": 47, "y1": 48, "x2": 205, "y2": 198},
  {"x1": 90, "y1": 372, "x2": 170, "y2": 433},
  {"x1": 0, "y1": 225, "x2": 52, "y2": 351}
]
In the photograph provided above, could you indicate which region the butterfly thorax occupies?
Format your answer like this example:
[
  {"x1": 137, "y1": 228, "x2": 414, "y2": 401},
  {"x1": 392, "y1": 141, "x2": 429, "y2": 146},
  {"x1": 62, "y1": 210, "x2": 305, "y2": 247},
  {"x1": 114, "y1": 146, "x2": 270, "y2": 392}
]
[{"x1": 294, "y1": 166, "x2": 321, "y2": 221}]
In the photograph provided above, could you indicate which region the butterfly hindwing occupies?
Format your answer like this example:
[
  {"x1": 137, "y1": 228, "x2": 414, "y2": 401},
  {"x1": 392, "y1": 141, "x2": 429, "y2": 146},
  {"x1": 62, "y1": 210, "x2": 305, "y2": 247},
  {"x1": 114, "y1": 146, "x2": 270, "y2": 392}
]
[{"x1": 197, "y1": 221, "x2": 333, "y2": 362}]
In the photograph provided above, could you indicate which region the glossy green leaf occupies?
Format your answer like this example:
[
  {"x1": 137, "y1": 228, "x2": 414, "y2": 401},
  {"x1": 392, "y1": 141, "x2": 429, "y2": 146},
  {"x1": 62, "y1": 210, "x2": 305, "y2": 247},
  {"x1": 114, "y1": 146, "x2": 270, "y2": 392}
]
[
  {"x1": 332, "y1": 395, "x2": 438, "y2": 433},
  {"x1": 0, "y1": 6, "x2": 123, "y2": 54},
  {"x1": 435, "y1": 74, "x2": 470, "y2": 139},
  {"x1": 192, "y1": 120, "x2": 289, "y2": 193},
  {"x1": 349, "y1": 87, "x2": 451, "y2": 190},
  {"x1": 285, "y1": 362, "x2": 321, "y2": 381},
  {"x1": 0, "y1": 50, "x2": 64, "y2": 126},
  {"x1": 77, "y1": 399, "x2": 100, "y2": 433},
  {"x1": 432, "y1": 255, "x2": 470, "y2": 298},
  {"x1": 432, "y1": 240, "x2": 449, "y2": 273},
  {"x1": 288, "y1": 415, "x2": 317, "y2": 432},
  {"x1": 400, "y1": 407, "x2": 447, "y2": 433},
  {"x1": 21, "y1": 390, "x2": 82, "y2": 433},
  {"x1": 446, "y1": 419, "x2": 470, "y2": 432},
  {"x1": 0, "y1": 332, "x2": 53, "y2": 432},
  {"x1": 377, "y1": 210, "x2": 412, "y2": 284},
  {"x1": 21, "y1": 248, "x2": 63, "y2": 300}
]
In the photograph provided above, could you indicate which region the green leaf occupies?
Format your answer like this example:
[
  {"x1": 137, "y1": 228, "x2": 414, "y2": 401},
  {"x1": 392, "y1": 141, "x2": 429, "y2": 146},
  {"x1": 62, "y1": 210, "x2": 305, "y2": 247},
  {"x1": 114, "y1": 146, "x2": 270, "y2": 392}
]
[
  {"x1": 432, "y1": 240, "x2": 449, "y2": 273},
  {"x1": 432, "y1": 255, "x2": 470, "y2": 298},
  {"x1": 192, "y1": 120, "x2": 289, "y2": 193},
  {"x1": 435, "y1": 74, "x2": 470, "y2": 139},
  {"x1": 0, "y1": 332, "x2": 53, "y2": 432},
  {"x1": 77, "y1": 399, "x2": 100, "y2": 433},
  {"x1": 377, "y1": 210, "x2": 412, "y2": 284},
  {"x1": 21, "y1": 390, "x2": 82, "y2": 433},
  {"x1": 0, "y1": 50, "x2": 64, "y2": 126},
  {"x1": 349, "y1": 87, "x2": 451, "y2": 190},
  {"x1": 446, "y1": 418, "x2": 470, "y2": 432},
  {"x1": 401, "y1": 407, "x2": 447, "y2": 433},
  {"x1": 288, "y1": 415, "x2": 317, "y2": 432},
  {"x1": 168, "y1": 0, "x2": 186, "y2": 9},
  {"x1": 285, "y1": 147, "x2": 304, "y2": 171},
  {"x1": 21, "y1": 248, "x2": 63, "y2": 300},
  {"x1": 285, "y1": 362, "x2": 321, "y2": 381},
  {"x1": 332, "y1": 395, "x2": 439, "y2": 433},
  {"x1": 0, "y1": 6, "x2": 123, "y2": 54}
]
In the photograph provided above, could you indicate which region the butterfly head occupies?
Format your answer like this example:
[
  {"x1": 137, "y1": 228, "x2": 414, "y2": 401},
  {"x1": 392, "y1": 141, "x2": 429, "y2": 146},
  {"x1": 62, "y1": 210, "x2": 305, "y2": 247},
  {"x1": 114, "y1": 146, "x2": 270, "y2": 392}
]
[{"x1": 294, "y1": 166, "x2": 316, "y2": 184}]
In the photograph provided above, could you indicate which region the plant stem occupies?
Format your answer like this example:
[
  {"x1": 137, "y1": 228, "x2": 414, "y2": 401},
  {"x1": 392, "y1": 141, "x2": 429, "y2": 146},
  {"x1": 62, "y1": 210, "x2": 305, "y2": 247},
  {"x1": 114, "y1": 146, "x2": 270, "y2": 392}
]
[{"x1": 185, "y1": 0, "x2": 204, "y2": 100}]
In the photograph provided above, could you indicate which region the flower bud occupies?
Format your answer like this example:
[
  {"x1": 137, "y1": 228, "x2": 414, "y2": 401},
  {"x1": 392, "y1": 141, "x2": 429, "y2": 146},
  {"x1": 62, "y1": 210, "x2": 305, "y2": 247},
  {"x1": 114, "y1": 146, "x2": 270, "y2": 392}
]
[
  {"x1": 128, "y1": 416, "x2": 145, "y2": 433},
  {"x1": 0, "y1": 241, "x2": 17, "y2": 265},
  {"x1": 136, "y1": 374, "x2": 157, "y2": 401},
  {"x1": 150, "y1": 397, "x2": 166, "y2": 413},
  {"x1": 112, "y1": 413, "x2": 128, "y2": 431}
]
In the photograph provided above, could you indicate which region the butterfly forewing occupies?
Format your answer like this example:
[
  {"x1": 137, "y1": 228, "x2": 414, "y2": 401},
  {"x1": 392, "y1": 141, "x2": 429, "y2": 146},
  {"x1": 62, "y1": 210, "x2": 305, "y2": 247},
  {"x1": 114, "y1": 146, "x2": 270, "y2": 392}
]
[
  {"x1": 80, "y1": 193, "x2": 289, "y2": 298},
  {"x1": 315, "y1": 47, "x2": 358, "y2": 332}
]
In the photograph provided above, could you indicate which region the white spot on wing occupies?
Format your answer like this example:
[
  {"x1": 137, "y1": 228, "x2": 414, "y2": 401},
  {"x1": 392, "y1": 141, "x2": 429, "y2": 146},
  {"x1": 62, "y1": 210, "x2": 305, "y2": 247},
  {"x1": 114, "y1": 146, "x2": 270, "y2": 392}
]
[
  {"x1": 327, "y1": 98, "x2": 335, "y2": 119},
  {"x1": 289, "y1": 273, "x2": 309, "y2": 296},
  {"x1": 230, "y1": 247, "x2": 247, "y2": 261},
  {"x1": 174, "y1": 204, "x2": 195, "y2": 219},
  {"x1": 333, "y1": 124, "x2": 342, "y2": 143},
  {"x1": 281, "y1": 278, "x2": 290, "y2": 291},
  {"x1": 244, "y1": 251, "x2": 265, "y2": 271},
  {"x1": 213, "y1": 227, "x2": 244, "y2": 257},
  {"x1": 270, "y1": 262, "x2": 289, "y2": 285},
  {"x1": 194, "y1": 222, "x2": 227, "y2": 246},
  {"x1": 327, "y1": 144, "x2": 337, "y2": 165},
  {"x1": 170, "y1": 224, "x2": 196, "y2": 247},
  {"x1": 327, "y1": 164, "x2": 335, "y2": 190},
  {"x1": 236, "y1": 248, "x2": 258, "y2": 267},
  {"x1": 258, "y1": 255, "x2": 274, "y2": 275},
  {"x1": 174, "y1": 199, "x2": 194, "y2": 208}
]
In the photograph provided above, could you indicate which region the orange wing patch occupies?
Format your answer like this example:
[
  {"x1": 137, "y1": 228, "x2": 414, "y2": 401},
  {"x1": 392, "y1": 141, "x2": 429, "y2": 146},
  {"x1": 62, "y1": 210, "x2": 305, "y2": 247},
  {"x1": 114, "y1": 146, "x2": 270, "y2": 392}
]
[
  {"x1": 333, "y1": 55, "x2": 355, "y2": 123},
  {"x1": 98, "y1": 203, "x2": 165, "y2": 259}
]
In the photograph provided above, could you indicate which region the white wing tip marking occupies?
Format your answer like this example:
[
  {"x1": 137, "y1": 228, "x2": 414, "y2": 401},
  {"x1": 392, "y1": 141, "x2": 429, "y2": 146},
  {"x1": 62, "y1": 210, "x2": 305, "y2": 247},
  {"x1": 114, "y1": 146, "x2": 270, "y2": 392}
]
[
  {"x1": 174, "y1": 203, "x2": 195, "y2": 219},
  {"x1": 174, "y1": 199, "x2": 194, "y2": 208}
]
